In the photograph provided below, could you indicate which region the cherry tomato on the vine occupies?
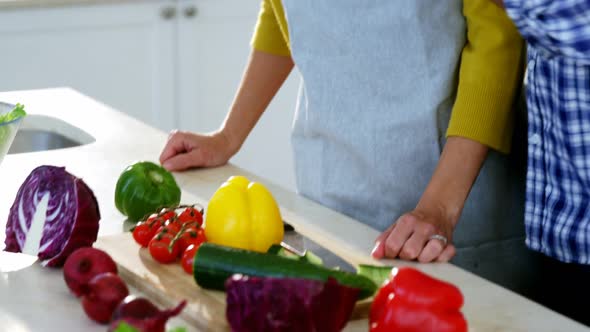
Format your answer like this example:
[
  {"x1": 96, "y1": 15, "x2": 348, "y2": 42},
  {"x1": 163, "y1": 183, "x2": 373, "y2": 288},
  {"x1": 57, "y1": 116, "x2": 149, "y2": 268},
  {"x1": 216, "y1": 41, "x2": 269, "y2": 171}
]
[
  {"x1": 155, "y1": 221, "x2": 181, "y2": 237},
  {"x1": 132, "y1": 223, "x2": 152, "y2": 247},
  {"x1": 148, "y1": 217, "x2": 164, "y2": 230},
  {"x1": 177, "y1": 206, "x2": 203, "y2": 226},
  {"x1": 148, "y1": 233, "x2": 180, "y2": 264},
  {"x1": 145, "y1": 213, "x2": 158, "y2": 222},
  {"x1": 132, "y1": 218, "x2": 164, "y2": 247},
  {"x1": 181, "y1": 244, "x2": 201, "y2": 274},
  {"x1": 159, "y1": 209, "x2": 177, "y2": 221},
  {"x1": 177, "y1": 227, "x2": 207, "y2": 254}
]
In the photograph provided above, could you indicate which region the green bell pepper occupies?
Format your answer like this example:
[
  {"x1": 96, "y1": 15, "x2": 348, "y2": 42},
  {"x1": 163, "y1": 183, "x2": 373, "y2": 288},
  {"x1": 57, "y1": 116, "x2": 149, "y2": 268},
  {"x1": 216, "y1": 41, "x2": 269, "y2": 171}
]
[{"x1": 115, "y1": 161, "x2": 181, "y2": 221}]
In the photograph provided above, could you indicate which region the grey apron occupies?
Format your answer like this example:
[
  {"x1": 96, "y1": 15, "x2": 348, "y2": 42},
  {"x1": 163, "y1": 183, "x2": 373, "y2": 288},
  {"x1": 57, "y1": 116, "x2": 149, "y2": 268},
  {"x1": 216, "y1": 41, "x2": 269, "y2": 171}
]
[{"x1": 283, "y1": 0, "x2": 539, "y2": 295}]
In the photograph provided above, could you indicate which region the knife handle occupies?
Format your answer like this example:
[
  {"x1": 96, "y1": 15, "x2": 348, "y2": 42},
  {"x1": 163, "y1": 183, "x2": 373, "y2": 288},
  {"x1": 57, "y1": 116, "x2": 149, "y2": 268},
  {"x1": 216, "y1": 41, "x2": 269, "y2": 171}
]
[{"x1": 283, "y1": 220, "x2": 295, "y2": 232}]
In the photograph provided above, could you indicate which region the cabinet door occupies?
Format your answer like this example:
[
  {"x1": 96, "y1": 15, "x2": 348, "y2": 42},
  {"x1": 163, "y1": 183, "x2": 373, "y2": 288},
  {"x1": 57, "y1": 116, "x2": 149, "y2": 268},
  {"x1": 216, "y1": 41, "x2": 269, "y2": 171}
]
[
  {"x1": 0, "y1": 1, "x2": 176, "y2": 131},
  {"x1": 177, "y1": 0, "x2": 300, "y2": 191}
]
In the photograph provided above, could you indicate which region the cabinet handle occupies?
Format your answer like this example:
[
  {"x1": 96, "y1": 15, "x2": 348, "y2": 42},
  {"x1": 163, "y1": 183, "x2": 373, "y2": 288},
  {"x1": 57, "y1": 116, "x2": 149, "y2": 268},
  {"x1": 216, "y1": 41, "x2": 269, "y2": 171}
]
[
  {"x1": 161, "y1": 6, "x2": 176, "y2": 20},
  {"x1": 184, "y1": 6, "x2": 198, "y2": 18}
]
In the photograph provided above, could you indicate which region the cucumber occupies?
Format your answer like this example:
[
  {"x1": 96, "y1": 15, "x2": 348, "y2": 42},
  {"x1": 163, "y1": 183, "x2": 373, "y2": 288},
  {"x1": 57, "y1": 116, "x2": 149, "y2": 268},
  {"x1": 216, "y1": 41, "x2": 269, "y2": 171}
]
[
  {"x1": 299, "y1": 250, "x2": 323, "y2": 266},
  {"x1": 267, "y1": 244, "x2": 324, "y2": 266},
  {"x1": 266, "y1": 244, "x2": 282, "y2": 255},
  {"x1": 194, "y1": 243, "x2": 377, "y2": 299},
  {"x1": 357, "y1": 264, "x2": 394, "y2": 287}
]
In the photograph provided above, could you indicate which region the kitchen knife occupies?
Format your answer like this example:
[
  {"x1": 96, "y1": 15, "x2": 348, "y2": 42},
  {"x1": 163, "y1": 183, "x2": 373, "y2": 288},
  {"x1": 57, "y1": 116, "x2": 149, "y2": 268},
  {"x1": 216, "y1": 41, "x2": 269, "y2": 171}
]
[{"x1": 282, "y1": 220, "x2": 356, "y2": 272}]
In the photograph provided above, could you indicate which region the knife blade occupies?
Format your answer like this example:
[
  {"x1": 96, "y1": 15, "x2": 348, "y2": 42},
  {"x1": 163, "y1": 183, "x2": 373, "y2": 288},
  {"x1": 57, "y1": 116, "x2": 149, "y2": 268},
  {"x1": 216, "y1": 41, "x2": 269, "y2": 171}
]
[
  {"x1": 282, "y1": 220, "x2": 307, "y2": 257},
  {"x1": 281, "y1": 220, "x2": 356, "y2": 272}
]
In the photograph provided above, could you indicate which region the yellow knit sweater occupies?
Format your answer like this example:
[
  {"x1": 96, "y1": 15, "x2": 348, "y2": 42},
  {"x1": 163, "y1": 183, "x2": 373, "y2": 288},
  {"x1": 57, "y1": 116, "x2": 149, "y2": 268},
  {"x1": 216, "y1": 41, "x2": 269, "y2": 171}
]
[{"x1": 251, "y1": 0, "x2": 524, "y2": 153}]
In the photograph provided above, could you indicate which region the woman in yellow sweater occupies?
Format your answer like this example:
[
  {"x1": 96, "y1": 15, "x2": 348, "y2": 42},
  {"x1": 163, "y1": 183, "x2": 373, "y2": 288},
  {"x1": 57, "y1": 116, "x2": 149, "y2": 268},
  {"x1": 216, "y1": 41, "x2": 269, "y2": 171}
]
[{"x1": 160, "y1": 0, "x2": 536, "y2": 293}]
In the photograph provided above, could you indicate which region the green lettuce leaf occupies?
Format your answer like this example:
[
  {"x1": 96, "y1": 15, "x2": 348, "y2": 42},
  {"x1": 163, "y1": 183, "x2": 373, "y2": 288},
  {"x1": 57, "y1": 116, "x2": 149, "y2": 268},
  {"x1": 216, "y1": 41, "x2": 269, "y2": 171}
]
[
  {"x1": 113, "y1": 322, "x2": 137, "y2": 332},
  {"x1": 113, "y1": 322, "x2": 187, "y2": 332},
  {"x1": 0, "y1": 103, "x2": 26, "y2": 124}
]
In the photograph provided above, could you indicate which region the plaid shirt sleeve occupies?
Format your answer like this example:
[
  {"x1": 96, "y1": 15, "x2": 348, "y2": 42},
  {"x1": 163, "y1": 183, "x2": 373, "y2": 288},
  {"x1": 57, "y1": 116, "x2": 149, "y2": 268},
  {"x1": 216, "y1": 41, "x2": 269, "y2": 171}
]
[{"x1": 504, "y1": 0, "x2": 590, "y2": 63}]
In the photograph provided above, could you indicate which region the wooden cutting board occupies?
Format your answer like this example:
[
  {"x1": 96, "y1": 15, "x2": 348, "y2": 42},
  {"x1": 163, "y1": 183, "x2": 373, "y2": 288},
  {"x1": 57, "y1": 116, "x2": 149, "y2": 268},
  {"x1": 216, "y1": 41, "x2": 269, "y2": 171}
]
[{"x1": 94, "y1": 234, "x2": 372, "y2": 331}]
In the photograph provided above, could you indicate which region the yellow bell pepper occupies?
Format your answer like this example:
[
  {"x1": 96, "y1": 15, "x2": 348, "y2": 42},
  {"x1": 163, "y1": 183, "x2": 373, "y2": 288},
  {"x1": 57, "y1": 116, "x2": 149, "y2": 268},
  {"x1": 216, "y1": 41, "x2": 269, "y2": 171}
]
[{"x1": 204, "y1": 176, "x2": 284, "y2": 252}]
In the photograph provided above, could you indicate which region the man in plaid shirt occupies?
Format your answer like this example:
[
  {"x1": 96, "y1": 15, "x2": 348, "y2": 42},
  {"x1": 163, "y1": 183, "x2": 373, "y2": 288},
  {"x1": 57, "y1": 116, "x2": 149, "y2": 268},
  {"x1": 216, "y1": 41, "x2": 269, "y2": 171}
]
[{"x1": 491, "y1": 0, "x2": 590, "y2": 325}]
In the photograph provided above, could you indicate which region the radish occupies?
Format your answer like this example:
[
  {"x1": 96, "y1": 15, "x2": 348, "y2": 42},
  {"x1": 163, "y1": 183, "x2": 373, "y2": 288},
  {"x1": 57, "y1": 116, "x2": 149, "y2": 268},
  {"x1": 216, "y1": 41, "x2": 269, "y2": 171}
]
[
  {"x1": 82, "y1": 272, "x2": 129, "y2": 324},
  {"x1": 108, "y1": 295, "x2": 187, "y2": 332},
  {"x1": 63, "y1": 247, "x2": 118, "y2": 297}
]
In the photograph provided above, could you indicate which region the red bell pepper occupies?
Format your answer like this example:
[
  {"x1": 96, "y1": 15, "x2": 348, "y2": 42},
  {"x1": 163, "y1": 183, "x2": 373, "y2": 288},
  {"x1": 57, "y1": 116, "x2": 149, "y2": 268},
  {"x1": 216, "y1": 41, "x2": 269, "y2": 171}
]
[{"x1": 369, "y1": 267, "x2": 467, "y2": 332}]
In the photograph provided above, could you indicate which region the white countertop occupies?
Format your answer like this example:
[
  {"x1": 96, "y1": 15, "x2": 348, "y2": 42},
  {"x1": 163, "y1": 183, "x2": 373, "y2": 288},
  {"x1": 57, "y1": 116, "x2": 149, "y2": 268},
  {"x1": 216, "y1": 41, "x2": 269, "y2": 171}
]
[{"x1": 0, "y1": 88, "x2": 587, "y2": 332}]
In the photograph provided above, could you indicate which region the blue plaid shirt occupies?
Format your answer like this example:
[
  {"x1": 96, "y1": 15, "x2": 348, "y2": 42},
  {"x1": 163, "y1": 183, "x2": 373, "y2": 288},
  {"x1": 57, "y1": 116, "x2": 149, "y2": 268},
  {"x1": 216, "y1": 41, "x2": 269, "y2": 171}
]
[{"x1": 504, "y1": 0, "x2": 590, "y2": 264}]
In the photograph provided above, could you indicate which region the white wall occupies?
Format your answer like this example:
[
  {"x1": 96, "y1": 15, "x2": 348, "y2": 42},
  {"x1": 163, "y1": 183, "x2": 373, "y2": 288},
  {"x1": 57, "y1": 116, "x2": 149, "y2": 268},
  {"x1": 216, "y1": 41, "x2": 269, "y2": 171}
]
[
  {"x1": 0, "y1": 0, "x2": 300, "y2": 192},
  {"x1": 231, "y1": 72, "x2": 299, "y2": 192}
]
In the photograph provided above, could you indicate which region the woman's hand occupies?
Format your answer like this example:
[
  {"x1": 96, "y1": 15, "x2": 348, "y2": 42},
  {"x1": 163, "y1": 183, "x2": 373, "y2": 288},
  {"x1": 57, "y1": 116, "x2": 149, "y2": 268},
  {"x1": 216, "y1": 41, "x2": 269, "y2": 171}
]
[
  {"x1": 159, "y1": 130, "x2": 236, "y2": 171},
  {"x1": 159, "y1": 49, "x2": 295, "y2": 172},
  {"x1": 371, "y1": 136, "x2": 490, "y2": 263},
  {"x1": 371, "y1": 209, "x2": 456, "y2": 263}
]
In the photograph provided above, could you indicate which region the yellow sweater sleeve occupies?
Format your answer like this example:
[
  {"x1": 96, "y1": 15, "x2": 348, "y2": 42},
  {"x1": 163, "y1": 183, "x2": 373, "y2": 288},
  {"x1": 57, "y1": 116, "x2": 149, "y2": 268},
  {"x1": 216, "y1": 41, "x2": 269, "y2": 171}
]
[
  {"x1": 446, "y1": 0, "x2": 525, "y2": 154},
  {"x1": 251, "y1": 0, "x2": 291, "y2": 56}
]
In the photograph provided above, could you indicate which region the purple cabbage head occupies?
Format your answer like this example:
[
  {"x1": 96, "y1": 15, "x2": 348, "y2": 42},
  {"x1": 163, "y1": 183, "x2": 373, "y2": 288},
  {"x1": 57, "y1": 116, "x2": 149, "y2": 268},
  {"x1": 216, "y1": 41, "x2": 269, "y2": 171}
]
[
  {"x1": 225, "y1": 275, "x2": 360, "y2": 332},
  {"x1": 4, "y1": 165, "x2": 100, "y2": 267}
]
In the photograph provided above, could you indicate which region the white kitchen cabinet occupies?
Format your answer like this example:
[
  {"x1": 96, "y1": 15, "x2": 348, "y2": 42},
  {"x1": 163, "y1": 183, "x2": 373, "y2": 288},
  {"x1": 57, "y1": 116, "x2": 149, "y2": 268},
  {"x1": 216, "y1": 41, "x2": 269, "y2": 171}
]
[
  {"x1": 176, "y1": 0, "x2": 299, "y2": 191},
  {"x1": 0, "y1": 0, "x2": 299, "y2": 191},
  {"x1": 0, "y1": 1, "x2": 177, "y2": 131}
]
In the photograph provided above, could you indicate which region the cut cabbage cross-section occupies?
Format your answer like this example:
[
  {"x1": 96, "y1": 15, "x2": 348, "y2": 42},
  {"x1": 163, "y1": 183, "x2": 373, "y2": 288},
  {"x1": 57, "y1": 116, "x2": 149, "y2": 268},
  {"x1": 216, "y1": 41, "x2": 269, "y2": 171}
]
[
  {"x1": 21, "y1": 191, "x2": 50, "y2": 255},
  {"x1": 4, "y1": 165, "x2": 101, "y2": 267}
]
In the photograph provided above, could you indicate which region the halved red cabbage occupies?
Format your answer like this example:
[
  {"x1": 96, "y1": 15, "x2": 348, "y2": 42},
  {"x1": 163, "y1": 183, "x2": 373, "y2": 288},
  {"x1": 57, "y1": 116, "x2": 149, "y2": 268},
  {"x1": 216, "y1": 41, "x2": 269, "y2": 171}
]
[
  {"x1": 225, "y1": 275, "x2": 360, "y2": 332},
  {"x1": 4, "y1": 165, "x2": 100, "y2": 267}
]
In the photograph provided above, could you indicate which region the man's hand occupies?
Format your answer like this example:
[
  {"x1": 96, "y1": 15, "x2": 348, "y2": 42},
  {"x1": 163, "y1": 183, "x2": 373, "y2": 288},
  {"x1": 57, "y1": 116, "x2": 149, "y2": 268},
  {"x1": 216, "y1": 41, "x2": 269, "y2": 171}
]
[{"x1": 372, "y1": 209, "x2": 456, "y2": 263}]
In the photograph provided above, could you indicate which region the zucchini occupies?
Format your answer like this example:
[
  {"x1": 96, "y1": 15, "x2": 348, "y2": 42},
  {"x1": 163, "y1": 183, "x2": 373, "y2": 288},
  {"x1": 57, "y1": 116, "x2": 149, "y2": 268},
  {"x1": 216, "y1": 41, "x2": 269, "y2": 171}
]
[{"x1": 194, "y1": 243, "x2": 377, "y2": 299}]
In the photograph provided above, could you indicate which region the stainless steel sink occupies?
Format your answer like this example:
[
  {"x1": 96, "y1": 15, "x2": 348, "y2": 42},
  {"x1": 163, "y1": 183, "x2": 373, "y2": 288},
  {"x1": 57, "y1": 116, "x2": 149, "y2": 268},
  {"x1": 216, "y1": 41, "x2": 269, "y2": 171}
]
[
  {"x1": 8, "y1": 129, "x2": 81, "y2": 154},
  {"x1": 6, "y1": 114, "x2": 94, "y2": 155}
]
